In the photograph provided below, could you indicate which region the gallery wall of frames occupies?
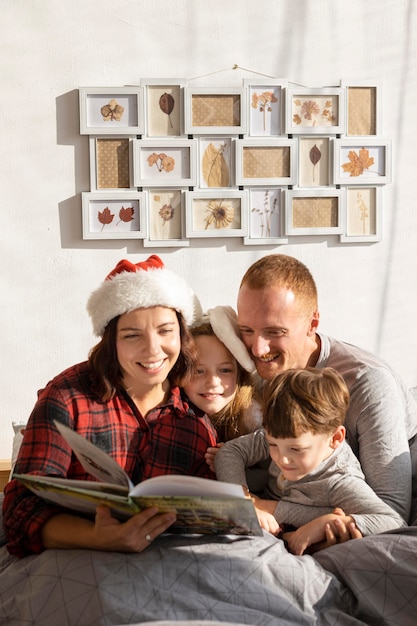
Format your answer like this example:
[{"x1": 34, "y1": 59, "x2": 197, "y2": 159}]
[{"x1": 79, "y1": 79, "x2": 391, "y2": 247}]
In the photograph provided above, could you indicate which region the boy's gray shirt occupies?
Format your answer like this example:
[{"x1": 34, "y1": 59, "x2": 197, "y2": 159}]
[{"x1": 214, "y1": 430, "x2": 407, "y2": 535}]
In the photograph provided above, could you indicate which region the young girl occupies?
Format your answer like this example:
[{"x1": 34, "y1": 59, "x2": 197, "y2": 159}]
[{"x1": 184, "y1": 307, "x2": 264, "y2": 480}]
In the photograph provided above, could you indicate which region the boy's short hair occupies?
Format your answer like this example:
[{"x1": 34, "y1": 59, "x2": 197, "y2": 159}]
[{"x1": 262, "y1": 367, "x2": 349, "y2": 438}]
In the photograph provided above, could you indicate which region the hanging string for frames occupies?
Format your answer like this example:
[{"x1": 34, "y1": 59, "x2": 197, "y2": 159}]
[{"x1": 188, "y1": 64, "x2": 278, "y2": 81}]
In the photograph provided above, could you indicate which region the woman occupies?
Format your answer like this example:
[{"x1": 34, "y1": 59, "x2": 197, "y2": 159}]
[{"x1": 3, "y1": 255, "x2": 218, "y2": 557}]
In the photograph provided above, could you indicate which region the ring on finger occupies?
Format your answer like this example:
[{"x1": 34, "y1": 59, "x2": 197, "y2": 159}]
[{"x1": 145, "y1": 533, "x2": 152, "y2": 543}]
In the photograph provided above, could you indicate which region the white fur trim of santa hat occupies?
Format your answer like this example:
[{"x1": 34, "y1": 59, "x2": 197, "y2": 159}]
[
  {"x1": 206, "y1": 305, "x2": 256, "y2": 374},
  {"x1": 87, "y1": 255, "x2": 202, "y2": 336}
]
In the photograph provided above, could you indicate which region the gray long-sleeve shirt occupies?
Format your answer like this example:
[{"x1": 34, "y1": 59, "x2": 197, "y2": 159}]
[
  {"x1": 214, "y1": 429, "x2": 407, "y2": 535},
  {"x1": 316, "y1": 334, "x2": 417, "y2": 522}
]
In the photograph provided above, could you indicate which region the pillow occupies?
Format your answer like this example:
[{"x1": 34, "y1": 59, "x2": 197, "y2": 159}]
[{"x1": 10, "y1": 421, "x2": 26, "y2": 479}]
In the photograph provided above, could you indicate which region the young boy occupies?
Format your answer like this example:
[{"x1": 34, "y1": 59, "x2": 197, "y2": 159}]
[{"x1": 214, "y1": 367, "x2": 407, "y2": 555}]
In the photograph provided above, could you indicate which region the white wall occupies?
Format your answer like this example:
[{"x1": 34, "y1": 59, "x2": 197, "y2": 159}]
[{"x1": 1, "y1": 0, "x2": 417, "y2": 458}]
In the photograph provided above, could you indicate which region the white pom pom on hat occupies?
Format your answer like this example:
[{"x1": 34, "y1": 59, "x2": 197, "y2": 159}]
[
  {"x1": 87, "y1": 254, "x2": 202, "y2": 337},
  {"x1": 206, "y1": 305, "x2": 256, "y2": 374}
]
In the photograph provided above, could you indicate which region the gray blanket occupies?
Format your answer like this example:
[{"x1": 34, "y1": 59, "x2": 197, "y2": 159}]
[{"x1": 1, "y1": 493, "x2": 417, "y2": 625}]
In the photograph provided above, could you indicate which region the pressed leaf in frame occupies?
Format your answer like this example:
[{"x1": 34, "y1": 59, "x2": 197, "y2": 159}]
[
  {"x1": 202, "y1": 142, "x2": 230, "y2": 187},
  {"x1": 159, "y1": 93, "x2": 175, "y2": 128}
]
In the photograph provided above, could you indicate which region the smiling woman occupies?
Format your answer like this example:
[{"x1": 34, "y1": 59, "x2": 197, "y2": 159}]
[{"x1": 3, "y1": 255, "x2": 218, "y2": 558}]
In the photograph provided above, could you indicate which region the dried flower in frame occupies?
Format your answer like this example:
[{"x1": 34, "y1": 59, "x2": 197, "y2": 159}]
[
  {"x1": 100, "y1": 99, "x2": 125, "y2": 122},
  {"x1": 204, "y1": 199, "x2": 234, "y2": 230},
  {"x1": 251, "y1": 190, "x2": 278, "y2": 237},
  {"x1": 355, "y1": 191, "x2": 369, "y2": 234},
  {"x1": 293, "y1": 98, "x2": 336, "y2": 127},
  {"x1": 147, "y1": 152, "x2": 176, "y2": 173},
  {"x1": 159, "y1": 203, "x2": 175, "y2": 226},
  {"x1": 251, "y1": 91, "x2": 278, "y2": 131}
]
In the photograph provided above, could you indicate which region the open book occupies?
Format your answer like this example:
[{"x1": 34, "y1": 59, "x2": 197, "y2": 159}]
[{"x1": 14, "y1": 421, "x2": 262, "y2": 536}]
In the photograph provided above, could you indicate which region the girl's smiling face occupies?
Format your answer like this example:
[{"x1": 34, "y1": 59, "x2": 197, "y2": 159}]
[{"x1": 184, "y1": 334, "x2": 238, "y2": 416}]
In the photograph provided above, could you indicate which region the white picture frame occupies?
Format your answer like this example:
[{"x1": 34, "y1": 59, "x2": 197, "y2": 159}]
[
  {"x1": 79, "y1": 87, "x2": 144, "y2": 135},
  {"x1": 133, "y1": 139, "x2": 197, "y2": 187},
  {"x1": 285, "y1": 188, "x2": 343, "y2": 235},
  {"x1": 141, "y1": 78, "x2": 186, "y2": 137},
  {"x1": 333, "y1": 138, "x2": 392, "y2": 185},
  {"x1": 243, "y1": 187, "x2": 288, "y2": 245},
  {"x1": 339, "y1": 186, "x2": 382, "y2": 243},
  {"x1": 340, "y1": 79, "x2": 381, "y2": 136},
  {"x1": 198, "y1": 136, "x2": 234, "y2": 188},
  {"x1": 89, "y1": 136, "x2": 135, "y2": 191},
  {"x1": 285, "y1": 87, "x2": 345, "y2": 135},
  {"x1": 143, "y1": 188, "x2": 189, "y2": 248},
  {"x1": 243, "y1": 79, "x2": 288, "y2": 137},
  {"x1": 235, "y1": 138, "x2": 297, "y2": 186},
  {"x1": 81, "y1": 191, "x2": 147, "y2": 240},
  {"x1": 184, "y1": 87, "x2": 247, "y2": 135},
  {"x1": 297, "y1": 135, "x2": 331, "y2": 188},
  {"x1": 185, "y1": 190, "x2": 248, "y2": 238}
]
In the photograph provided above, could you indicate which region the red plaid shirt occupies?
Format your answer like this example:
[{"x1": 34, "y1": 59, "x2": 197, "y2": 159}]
[{"x1": 3, "y1": 361, "x2": 218, "y2": 556}]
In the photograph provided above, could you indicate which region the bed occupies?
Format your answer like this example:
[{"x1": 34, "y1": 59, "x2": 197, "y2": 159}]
[{"x1": 1, "y1": 493, "x2": 417, "y2": 626}]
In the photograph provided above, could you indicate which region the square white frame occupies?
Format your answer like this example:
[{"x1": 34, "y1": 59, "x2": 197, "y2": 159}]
[
  {"x1": 89, "y1": 136, "x2": 135, "y2": 191},
  {"x1": 143, "y1": 188, "x2": 189, "y2": 248},
  {"x1": 140, "y1": 78, "x2": 186, "y2": 137},
  {"x1": 243, "y1": 187, "x2": 288, "y2": 246},
  {"x1": 243, "y1": 79, "x2": 288, "y2": 137},
  {"x1": 340, "y1": 79, "x2": 381, "y2": 136},
  {"x1": 285, "y1": 189, "x2": 343, "y2": 235},
  {"x1": 81, "y1": 192, "x2": 147, "y2": 240},
  {"x1": 79, "y1": 87, "x2": 144, "y2": 135},
  {"x1": 285, "y1": 87, "x2": 345, "y2": 134},
  {"x1": 198, "y1": 136, "x2": 235, "y2": 188},
  {"x1": 333, "y1": 138, "x2": 391, "y2": 185},
  {"x1": 339, "y1": 186, "x2": 382, "y2": 243},
  {"x1": 133, "y1": 139, "x2": 197, "y2": 187},
  {"x1": 185, "y1": 190, "x2": 248, "y2": 238},
  {"x1": 184, "y1": 87, "x2": 247, "y2": 135},
  {"x1": 235, "y1": 138, "x2": 297, "y2": 186}
]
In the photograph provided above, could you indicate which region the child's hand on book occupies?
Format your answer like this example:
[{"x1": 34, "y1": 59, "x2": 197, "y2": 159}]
[
  {"x1": 205, "y1": 443, "x2": 224, "y2": 472},
  {"x1": 250, "y1": 496, "x2": 280, "y2": 535}
]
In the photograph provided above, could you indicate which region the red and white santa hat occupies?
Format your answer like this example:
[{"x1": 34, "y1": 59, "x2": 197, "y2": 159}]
[{"x1": 87, "y1": 254, "x2": 202, "y2": 336}]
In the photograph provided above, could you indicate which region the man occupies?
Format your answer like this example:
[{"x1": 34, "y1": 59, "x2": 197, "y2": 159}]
[{"x1": 235, "y1": 254, "x2": 417, "y2": 525}]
